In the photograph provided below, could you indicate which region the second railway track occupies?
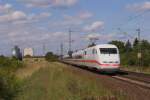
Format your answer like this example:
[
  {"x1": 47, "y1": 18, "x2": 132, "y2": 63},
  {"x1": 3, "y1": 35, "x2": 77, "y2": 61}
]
[
  {"x1": 112, "y1": 70, "x2": 150, "y2": 89},
  {"x1": 111, "y1": 75, "x2": 150, "y2": 89},
  {"x1": 63, "y1": 62, "x2": 150, "y2": 90}
]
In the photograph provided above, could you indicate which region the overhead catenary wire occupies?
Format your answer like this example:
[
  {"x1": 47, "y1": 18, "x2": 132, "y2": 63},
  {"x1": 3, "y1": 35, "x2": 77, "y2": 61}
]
[
  {"x1": 117, "y1": 9, "x2": 150, "y2": 29},
  {"x1": 111, "y1": 9, "x2": 150, "y2": 39}
]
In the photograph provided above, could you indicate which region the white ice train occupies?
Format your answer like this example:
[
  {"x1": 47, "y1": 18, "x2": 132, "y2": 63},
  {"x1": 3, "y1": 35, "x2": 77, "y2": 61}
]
[{"x1": 63, "y1": 44, "x2": 120, "y2": 72}]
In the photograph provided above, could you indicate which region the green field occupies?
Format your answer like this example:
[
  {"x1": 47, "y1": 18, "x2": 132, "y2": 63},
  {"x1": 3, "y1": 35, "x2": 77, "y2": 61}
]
[{"x1": 15, "y1": 60, "x2": 127, "y2": 100}]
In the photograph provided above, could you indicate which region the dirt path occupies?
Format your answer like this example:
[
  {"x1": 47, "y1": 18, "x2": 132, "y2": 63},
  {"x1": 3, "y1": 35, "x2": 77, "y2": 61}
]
[{"x1": 16, "y1": 58, "x2": 49, "y2": 79}]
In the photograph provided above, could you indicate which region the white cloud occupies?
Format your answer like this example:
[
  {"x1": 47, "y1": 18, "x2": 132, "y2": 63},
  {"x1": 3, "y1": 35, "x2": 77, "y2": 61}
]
[
  {"x1": 127, "y1": 1, "x2": 150, "y2": 12},
  {"x1": 64, "y1": 11, "x2": 93, "y2": 20},
  {"x1": 0, "y1": 3, "x2": 12, "y2": 13},
  {"x1": 53, "y1": 13, "x2": 85, "y2": 27},
  {"x1": 11, "y1": 11, "x2": 27, "y2": 20},
  {"x1": 86, "y1": 33, "x2": 100, "y2": 40},
  {"x1": 19, "y1": 0, "x2": 78, "y2": 8},
  {"x1": 0, "y1": 11, "x2": 27, "y2": 23},
  {"x1": 29, "y1": 12, "x2": 51, "y2": 20},
  {"x1": 51, "y1": 0, "x2": 77, "y2": 7},
  {"x1": 85, "y1": 33, "x2": 114, "y2": 41},
  {"x1": 8, "y1": 12, "x2": 52, "y2": 25},
  {"x1": 83, "y1": 21, "x2": 104, "y2": 32},
  {"x1": 60, "y1": 11, "x2": 93, "y2": 26},
  {"x1": 4, "y1": 4, "x2": 12, "y2": 9},
  {"x1": 39, "y1": 31, "x2": 68, "y2": 41},
  {"x1": 63, "y1": 14, "x2": 83, "y2": 25},
  {"x1": 78, "y1": 11, "x2": 93, "y2": 19},
  {"x1": 0, "y1": 10, "x2": 52, "y2": 46},
  {"x1": 39, "y1": 12, "x2": 51, "y2": 17}
]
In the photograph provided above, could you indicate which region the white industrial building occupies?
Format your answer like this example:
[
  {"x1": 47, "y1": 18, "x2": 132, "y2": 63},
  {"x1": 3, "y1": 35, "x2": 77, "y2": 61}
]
[{"x1": 24, "y1": 48, "x2": 34, "y2": 57}]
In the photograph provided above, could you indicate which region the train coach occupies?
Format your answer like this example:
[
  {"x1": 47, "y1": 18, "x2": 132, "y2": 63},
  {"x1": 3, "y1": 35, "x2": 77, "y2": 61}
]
[{"x1": 63, "y1": 44, "x2": 120, "y2": 73}]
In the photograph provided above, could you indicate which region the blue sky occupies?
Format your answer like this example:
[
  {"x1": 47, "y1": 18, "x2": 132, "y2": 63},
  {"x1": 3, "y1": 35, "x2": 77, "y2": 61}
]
[{"x1": 0, "y1": 0, "x2": 150, "y2": 56}]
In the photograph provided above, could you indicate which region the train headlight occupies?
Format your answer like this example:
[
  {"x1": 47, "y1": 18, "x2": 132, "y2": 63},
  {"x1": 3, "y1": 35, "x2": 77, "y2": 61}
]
[
  {"x1": 115, "y1": 61, "x2": 119, "y2": 63},
  {"x1": 103, "y1": 61, "x2": 107, "y2": 63}
]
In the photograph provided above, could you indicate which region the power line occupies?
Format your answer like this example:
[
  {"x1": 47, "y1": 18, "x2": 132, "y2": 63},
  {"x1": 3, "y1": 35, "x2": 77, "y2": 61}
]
[
  {"x1": 118, "y1": 9, "x2": 150, "y2": 28},
  {"x1": 112, "y1": 9, "x2": 150, "y2": 39},
  {"x1": 68, "y1": 28, "x2": 81, "y2": 52},
  {"x1": 117, "y1": 28, "x2": 135, "y2": 39}
]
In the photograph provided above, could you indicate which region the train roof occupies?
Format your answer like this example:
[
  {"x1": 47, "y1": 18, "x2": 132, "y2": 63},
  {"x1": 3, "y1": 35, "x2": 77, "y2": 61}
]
[
  {"x1": 63, "y1": 44, "x2": 118, "y2": 57},
  {"x1": 71, "y1": 44, "x2": 117, "y2": 54},
  {"x1": 85, "y1": 44, "x2": 118, "y2": 50},
  {"x1": 96, "y1": 44, "x2": 117, "y2": 48}
]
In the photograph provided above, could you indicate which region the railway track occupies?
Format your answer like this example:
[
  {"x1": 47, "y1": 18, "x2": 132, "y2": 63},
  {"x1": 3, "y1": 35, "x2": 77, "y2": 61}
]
[
  {"x1": 111, "y1": 70, "x2": 150, "y2": 89},
  {"x1": 111, "y1": 75, "x2": 150, "y2": 89},
  {"x1": 63, "y1": 62, "x2": 150, "y2": 89},
  {"x1": 119, "y1": 70, "x2": 150, "y2": 83}
]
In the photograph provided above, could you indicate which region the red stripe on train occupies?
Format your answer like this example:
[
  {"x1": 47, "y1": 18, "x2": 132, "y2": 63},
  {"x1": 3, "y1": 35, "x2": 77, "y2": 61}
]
[{"x1": 68, "y1": 59, "x2": 120, "y2": 67}]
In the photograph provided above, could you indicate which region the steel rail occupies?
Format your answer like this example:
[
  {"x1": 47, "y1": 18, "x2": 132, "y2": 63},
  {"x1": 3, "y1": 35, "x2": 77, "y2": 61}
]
[
  {"x1": 62, "y1": 61, "x2": 150, "y2": 89},
  {"x1": 112, "y1": 75, "x2": 150, "y2": 89}
]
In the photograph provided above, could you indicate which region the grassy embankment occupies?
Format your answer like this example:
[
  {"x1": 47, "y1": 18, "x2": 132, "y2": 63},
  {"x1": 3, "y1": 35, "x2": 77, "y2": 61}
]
[
  {"x1": 0, "y1": 57, "x2": 24, "y2": 100},
  {"x1": 16, "y1": 58, "x2": 127, "y2": 100},
  {"x1": 121, "y1": 66, "x2": 150, "y2": 74}
]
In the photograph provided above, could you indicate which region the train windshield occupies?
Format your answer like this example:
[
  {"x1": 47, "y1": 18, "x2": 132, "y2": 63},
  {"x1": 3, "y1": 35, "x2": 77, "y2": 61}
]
[{"x1": 100, "y1": 48, "x2": 117, "y2": 54}]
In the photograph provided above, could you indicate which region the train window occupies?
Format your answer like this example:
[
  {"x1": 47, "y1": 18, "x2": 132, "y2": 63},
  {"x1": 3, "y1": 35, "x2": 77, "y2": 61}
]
[
  {"x1": 100, "y1": 48, "x2": 117, "y2": 54},
  {"x1": 92, "y1": 49, "x2": 94, "y2": 54},
  {"x1": 84, "y1": 51, "x2": 87, "y2": 55},
  {"x1": 92, "y1": 49, "x2": 97, "y2": 54},
  {"x1": 95, "y1": 50, "x2": 97, "y2": 54}
]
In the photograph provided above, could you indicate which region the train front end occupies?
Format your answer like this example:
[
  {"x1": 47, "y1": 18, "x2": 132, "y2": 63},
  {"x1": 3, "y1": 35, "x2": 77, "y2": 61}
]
[{"x1": 97, "y1": 45, "x2": 120, "y2": 72}]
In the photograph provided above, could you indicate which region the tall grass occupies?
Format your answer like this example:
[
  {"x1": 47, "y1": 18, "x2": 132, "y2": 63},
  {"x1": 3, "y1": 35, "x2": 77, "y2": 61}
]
[
  {"x1": 0, "y1": 56, "x2": 23, "y2": 100},
  {"x1": 16, "y1": 62, "x2": 126, "y2": 100}
]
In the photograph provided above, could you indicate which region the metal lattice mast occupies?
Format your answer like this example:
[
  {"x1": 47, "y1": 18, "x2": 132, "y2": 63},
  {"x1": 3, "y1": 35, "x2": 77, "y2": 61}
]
[{"x1": 136, "y1": 28, "x2": 142, "y2": 67}]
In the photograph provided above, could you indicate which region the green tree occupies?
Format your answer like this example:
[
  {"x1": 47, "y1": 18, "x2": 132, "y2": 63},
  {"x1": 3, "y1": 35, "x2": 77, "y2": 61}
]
[
  {"x1": 108, "y1": 40, "x2": 125, "y2": 53},
  {"x1": 133, "y1": 38, "x2": 139, "y2": 48},
  {"x1": 45, "y1": 52, "x2": 58, "y2": 62},
  {"x1": 140, "y1": 40, "x2": 150, "y2": 66},
  {"x1": 141, "y1": 40, "x2": 150, "y2": 50},
  {"x1": 109, "y1": 39, "x2": 150, "y2": 67},
  {"x1": 125, "y1": 40, "x2": 132, "y2": 52}
]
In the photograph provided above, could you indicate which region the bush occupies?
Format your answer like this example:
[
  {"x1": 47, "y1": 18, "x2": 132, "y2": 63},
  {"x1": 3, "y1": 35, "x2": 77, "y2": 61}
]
[
  {"x1": 0, "y1": 56, "x2": 23, "y2": 100},
  {"x1": 45, "y1": 52, "x2": 58, "y2": 62},
  {"x1": 142, "y1": 50, "x2": 150, "y2": 67},
  {"x1": 0, "y1": 57, "x2": 23, "y2": 71},
  {"x1": 110, "y1": 39, "x2": 150, "y2": 67},
  {"x1": 0, "y1": 71, "x2": 22, "y2": 100}
]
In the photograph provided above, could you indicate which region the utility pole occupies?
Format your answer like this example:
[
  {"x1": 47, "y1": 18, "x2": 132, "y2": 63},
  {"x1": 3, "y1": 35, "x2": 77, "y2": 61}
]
[
  {"x1": 136, "y1": 28, "x2": 142, "y2": 67},
  {"x1": 137, "y1": 28, "x2": 141, "y2": 43},
  {"x1": 60, "y1": 43, "x2": 63, "y2": 59},
  {"x1": 68, "y1": 29, "x2": 74, "y2": 57},
  {"x1": 69, "y1": 29, "x2": 72, "y2": 52},
  {"x1": 43, "y1": 43, "x2": 46, "y2": 56}
]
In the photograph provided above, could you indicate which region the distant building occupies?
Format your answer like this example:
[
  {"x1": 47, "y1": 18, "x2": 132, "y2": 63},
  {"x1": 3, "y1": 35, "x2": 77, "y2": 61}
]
[
  {"x1": 12, "y1": 45, "x2": 22, "y2": 60},
  {"x1": 24, "y1": 48, "x2": 34, "y2": 57}
]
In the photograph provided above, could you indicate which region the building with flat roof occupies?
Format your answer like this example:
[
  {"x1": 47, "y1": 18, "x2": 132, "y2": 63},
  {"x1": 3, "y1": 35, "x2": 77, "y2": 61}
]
[{"x1": 24, "y1": 48, "x2": 33, "y2": 57}]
